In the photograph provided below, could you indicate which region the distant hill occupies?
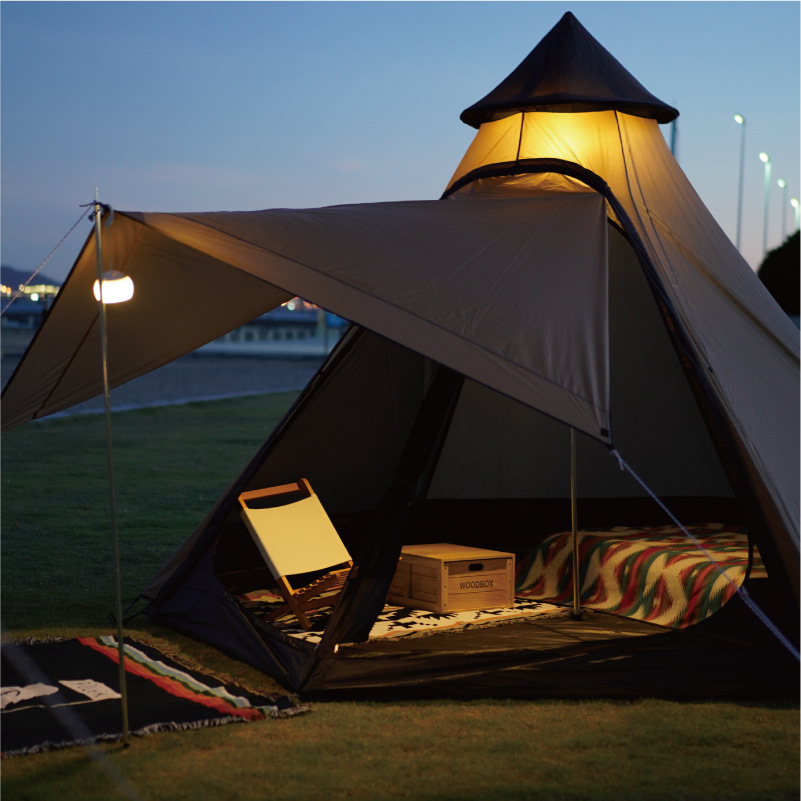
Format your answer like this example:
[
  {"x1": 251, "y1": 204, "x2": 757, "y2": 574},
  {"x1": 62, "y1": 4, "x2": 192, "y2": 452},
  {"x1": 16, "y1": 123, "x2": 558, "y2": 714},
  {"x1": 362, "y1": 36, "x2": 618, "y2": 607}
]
[{"x1": 1, "y1": 265, "x2": 61, "y2": 289}]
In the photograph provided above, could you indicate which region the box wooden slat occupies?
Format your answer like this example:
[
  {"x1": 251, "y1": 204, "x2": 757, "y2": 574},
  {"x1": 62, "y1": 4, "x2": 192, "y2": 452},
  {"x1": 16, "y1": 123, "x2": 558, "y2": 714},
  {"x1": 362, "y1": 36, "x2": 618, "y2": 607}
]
[{"x1": 387, "y1": 543, "x2": 514, "y2": 613}]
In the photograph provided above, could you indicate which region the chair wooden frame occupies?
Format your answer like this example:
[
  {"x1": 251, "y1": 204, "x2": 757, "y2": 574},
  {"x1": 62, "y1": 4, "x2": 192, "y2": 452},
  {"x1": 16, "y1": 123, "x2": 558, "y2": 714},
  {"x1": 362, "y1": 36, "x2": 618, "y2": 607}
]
[{"x1": 238, "y1": 478, "x2": 353, "y2": 630}]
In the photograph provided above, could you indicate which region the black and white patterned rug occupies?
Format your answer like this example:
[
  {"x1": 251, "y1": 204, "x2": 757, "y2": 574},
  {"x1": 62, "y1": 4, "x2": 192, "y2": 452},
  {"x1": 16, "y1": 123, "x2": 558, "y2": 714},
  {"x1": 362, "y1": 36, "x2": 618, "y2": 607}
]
[{"x1": 240, "y1": 592, "x2": 568, "y2": 644}]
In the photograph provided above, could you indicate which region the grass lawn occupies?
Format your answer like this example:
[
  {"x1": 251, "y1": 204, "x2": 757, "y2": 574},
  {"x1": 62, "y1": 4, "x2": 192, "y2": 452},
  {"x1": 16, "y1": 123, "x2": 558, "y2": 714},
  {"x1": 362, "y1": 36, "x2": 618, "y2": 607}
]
[{"x1": 2, "y1": 394, "x2": 799, "y2": 801}]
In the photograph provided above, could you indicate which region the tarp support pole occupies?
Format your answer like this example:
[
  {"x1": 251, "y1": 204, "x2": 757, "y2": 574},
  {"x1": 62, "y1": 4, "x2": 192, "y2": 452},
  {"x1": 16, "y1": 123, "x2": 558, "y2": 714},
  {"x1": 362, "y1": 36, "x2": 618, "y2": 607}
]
[
  {"x1": 93, "y1": 191, "x2": 130, "y2": 747},
  {"x1": 570, "y1": 427, "x2": 582, "y2": 619}
]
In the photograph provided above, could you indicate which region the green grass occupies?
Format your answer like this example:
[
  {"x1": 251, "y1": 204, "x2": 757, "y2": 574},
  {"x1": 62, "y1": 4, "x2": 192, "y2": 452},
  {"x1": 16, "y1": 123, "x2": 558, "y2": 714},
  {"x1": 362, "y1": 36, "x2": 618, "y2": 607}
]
[
  {"x1": 2, "y1": 395, "x2": 799, "y2": 801},
  {"x1": 1, "y1": 393, "x2": 297, "y2": 632}
]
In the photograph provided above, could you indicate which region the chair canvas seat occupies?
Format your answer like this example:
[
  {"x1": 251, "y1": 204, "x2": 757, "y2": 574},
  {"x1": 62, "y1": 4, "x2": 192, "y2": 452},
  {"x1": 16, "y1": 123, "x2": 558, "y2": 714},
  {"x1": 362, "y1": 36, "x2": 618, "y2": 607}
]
[{"x1": 238, "y1": 479, "x2": 353, "y2": 630}]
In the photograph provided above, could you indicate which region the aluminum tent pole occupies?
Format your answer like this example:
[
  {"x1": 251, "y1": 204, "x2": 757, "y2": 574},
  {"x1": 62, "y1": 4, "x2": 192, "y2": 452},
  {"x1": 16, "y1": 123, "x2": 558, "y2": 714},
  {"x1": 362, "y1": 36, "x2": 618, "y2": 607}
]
[
  {"x1": 93, "y1": 191, "x2": 130, "y2": 747},
  {"x1": 570, "y1": 427, "x2": 581, "y2": 619}
]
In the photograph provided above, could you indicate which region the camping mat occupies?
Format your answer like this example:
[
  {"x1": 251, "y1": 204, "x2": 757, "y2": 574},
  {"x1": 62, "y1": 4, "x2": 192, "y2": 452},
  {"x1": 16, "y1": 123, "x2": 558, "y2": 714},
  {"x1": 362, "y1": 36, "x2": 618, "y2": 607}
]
[
  {"x1": 515, "y1": 524, "x2": 766, "y2": 628},
  {"x1": 240, "y1": 591, "x2": 568, "y2": 644},
  {"x1": 0, "y1": 636, "x2": 307, "y2": 757}
]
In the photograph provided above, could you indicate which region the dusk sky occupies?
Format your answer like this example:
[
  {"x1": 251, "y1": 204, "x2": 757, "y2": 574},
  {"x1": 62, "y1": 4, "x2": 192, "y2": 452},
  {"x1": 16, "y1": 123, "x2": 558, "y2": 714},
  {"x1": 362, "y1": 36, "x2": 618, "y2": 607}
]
[{"x1": 2, "y1": 1, "x2": 799, "y2": 283}]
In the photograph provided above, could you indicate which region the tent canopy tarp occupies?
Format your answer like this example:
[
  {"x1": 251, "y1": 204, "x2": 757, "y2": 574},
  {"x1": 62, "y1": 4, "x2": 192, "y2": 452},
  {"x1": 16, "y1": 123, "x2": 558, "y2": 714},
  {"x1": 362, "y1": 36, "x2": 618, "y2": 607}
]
[{"x1": 2, "y1": 196, "x2": 611, "y2": 442}]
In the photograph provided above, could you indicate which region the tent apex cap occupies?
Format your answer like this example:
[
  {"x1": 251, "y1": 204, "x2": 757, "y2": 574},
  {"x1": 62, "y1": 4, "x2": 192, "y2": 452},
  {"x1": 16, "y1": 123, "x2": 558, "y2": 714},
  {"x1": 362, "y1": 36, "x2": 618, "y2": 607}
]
[{"x1": 460, "y1": 11, "x2": 679, "y2": 128}]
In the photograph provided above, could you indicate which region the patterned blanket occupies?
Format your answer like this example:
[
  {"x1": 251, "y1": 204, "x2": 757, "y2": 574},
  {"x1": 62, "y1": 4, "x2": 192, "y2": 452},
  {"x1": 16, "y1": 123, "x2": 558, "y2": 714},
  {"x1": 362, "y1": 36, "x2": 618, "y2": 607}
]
[
  {"x1": 515, "y1": 524, "x2": 766, "y2": 628},
  {"x1": 1, "y1": 636, "x2": 306, "y2": 757}
]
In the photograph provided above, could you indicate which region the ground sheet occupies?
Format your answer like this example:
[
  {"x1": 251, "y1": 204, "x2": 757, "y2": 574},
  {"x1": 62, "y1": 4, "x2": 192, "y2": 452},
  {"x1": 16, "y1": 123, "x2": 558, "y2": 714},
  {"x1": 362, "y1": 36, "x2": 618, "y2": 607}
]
[
  {"x1": 0, "y1": 636, "x2": 307, "y2": 757},
  {"x1": 515, "y1": 524, "x2": 765, "y2": 628}
]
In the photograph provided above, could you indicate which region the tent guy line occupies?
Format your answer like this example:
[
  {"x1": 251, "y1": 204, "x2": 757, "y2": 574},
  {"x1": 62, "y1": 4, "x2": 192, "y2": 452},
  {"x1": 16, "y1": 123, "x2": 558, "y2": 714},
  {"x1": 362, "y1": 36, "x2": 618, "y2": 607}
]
[
  {"x1": 0, "y1": 208, "x2": 91, "y2": 317},
  {"x1": 610, "y1": 447, "x2": 798, "y2": 661}
]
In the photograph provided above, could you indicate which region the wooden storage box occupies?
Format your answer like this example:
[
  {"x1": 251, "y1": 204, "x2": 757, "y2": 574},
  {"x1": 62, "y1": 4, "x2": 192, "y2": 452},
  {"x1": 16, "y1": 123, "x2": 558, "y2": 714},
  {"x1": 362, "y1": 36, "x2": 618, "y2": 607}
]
[{"x1": 387, "y1": 543, "x2": 515, "y2": 613}]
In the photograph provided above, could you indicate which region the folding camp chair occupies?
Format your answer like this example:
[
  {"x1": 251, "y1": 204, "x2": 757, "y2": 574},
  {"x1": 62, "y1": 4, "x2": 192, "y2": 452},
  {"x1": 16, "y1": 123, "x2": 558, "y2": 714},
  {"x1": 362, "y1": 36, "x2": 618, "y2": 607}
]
[{"x1": 237, "y1": 478, "x2": 353, "y2": 630}]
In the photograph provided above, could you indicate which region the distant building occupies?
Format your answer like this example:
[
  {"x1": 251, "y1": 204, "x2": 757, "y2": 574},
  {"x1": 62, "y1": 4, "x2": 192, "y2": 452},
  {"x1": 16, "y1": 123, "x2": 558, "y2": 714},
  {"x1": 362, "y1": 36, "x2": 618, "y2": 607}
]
[
  {"x1": 1, "y1": 271, "x2": 347, "y2": 359},
  {"x1": 200, "y1": 300, "x2": 348, "y2": 357}
]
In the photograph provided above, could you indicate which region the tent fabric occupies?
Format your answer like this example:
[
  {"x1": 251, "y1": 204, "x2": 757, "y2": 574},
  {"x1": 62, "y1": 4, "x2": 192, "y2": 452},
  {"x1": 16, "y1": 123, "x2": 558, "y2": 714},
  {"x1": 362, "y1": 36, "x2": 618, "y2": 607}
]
[
  {"x1": 460, "y1": 12, "x2": 679, "y2": 128},
  {"x1": 1, "y1": 196, "x2": 612, "y2": 442},
  {"x1": 3, "y1": 12, "x2": 798, "y2": 696},
  {"x1": 318, "y1": 363, "x2": 465, "y2": 647},
  {"x1": 444, "y1": 110, "x2": 800, "y2": 586},
  {"x1": 427, "y1": 229, "x2": 734, "y2": 504}
]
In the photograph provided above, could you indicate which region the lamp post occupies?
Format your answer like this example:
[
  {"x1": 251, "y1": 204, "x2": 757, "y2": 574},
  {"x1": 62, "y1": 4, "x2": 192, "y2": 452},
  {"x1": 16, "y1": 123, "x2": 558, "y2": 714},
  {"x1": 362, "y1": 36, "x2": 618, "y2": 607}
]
[
  {"x1": 733, "y1": 114, "x2": 746, "y2": 251},
  {"x1": 92, "y1": 193, "x2": 134, "y2": 747},
  {"x1": 791, "y1": 198, "x2": 800, "y2": 231},
  {"x1": 777, "y1": 179, "x2": 788, "y2": 241},
  {"x1": 759, "y1": 152, "x2": 771, "y2": 258}
]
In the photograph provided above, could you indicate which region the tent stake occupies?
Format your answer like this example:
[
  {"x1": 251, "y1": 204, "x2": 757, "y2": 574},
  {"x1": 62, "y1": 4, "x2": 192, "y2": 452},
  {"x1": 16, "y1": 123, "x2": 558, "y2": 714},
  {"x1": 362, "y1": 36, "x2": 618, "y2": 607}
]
[
  {"x1": 93, "y1": 190, "x2": 130, "y2": 747},
  {"x1": 570, "y1": 427, "x2": 582, "y2": 619}
]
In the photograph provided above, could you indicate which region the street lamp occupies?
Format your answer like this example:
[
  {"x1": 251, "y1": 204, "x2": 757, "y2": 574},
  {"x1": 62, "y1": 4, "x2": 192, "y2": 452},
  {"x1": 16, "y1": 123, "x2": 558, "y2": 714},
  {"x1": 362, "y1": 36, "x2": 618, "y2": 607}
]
[
  {"x1": 759, "y1": 152, "x2": 771, "y2": 258},
  {"x1": 791, "y1": 198, "x2": 800, "y2": 231},
  {"x1": 92, "y1": 193, "x2": 134, "y2": 747},
  {"x1": 733, "y1": 114, "x2": 746, "y2": 251},
  {"x1": 777, "y1": 179, "x2": 788, "y2": 241}
]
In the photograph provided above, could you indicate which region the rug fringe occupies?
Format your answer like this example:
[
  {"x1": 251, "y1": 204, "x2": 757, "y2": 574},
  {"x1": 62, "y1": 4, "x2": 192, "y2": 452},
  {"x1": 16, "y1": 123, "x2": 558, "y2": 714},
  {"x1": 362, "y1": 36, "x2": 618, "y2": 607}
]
[
  {"x1": 271, "y1": 703, "x2": 311, "y2": 718},
  {"x1": 1, "y1": 704, "x2": 310, "y2": 758},
  {"x1": 2, "y1": 636, "x2": 71, "y2": 646}
]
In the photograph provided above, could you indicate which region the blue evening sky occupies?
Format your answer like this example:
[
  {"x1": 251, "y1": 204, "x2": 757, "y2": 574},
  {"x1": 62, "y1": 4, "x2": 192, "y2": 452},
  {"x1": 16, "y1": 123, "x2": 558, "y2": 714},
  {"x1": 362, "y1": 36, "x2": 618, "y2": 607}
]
[{"x1": 1, "y1": 1, "x2": 799, "y2": 281}]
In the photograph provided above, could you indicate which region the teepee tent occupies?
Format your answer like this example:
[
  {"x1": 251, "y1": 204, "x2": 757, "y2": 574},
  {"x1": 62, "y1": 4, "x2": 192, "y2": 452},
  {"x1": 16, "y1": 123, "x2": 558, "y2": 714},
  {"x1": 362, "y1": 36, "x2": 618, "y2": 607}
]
[{"x1": 2, "y1": 12, "x2": 797, "y2": 697}]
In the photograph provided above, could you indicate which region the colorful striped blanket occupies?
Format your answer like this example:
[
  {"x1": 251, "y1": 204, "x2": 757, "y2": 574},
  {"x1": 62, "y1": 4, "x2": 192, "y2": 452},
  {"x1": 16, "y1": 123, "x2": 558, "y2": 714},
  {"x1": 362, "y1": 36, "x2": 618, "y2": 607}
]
[{"x1": 515, "y1": 524, "x2": 766, "y2": 628}]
